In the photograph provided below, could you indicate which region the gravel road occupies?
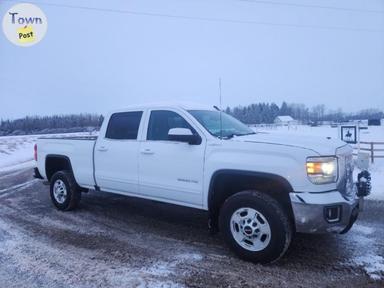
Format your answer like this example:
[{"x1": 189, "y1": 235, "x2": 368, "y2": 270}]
[{"x1": 0, "y1": 168, "x2": 383, "y2": 287}]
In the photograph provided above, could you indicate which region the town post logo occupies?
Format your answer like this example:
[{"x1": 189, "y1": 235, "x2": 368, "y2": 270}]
[{"x1": 2, "y1": 3, "x2": 47, "y2": 47}]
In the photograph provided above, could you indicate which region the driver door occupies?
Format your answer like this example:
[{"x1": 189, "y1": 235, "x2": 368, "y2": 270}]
[{"x1": 138, "y1": 110, "x2": 205, "y2": 207}]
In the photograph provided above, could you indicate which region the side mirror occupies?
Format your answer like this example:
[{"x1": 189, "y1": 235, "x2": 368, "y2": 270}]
[{"x1": 168, "y1": 128, "x2": 201, "y2": 145}]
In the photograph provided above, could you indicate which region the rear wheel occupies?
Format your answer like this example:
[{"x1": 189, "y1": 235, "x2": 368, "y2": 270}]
[
  {"x1": 50, "y1": 171, "x2": 81, "y2": 211},
  {"x1": 219, "y1": 190, "x2": 292, "y2": 263}
]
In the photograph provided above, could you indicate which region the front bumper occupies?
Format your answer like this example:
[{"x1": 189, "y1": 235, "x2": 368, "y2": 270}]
[{"x1": 290, "y1": 190, "x2": 360, "y2": 234}]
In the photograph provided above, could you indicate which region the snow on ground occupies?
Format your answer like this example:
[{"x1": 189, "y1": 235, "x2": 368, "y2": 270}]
[
  {"x1": 349, "y1": 224, "x2": 384, "y2": 280},
  {"x1": 368, "y1": 160, "x2": 384, "y2": 201},
  {"x1": 0, "y1": 132, "x2": 96, "y2": 173},
  {"x1": 255, "y1": 124, "x2": 384, "y2": 142},
  {"x1": 0, "y1": 212, "x2": 202, "y2": 287},
  {"x1": 0, "y1": 135, "x2": 37, "y2": 173}
]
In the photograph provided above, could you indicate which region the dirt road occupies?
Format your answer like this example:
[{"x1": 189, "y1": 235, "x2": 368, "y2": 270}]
[{"x1": 0, "y1": 168, "x2": 383, "y2": 287}]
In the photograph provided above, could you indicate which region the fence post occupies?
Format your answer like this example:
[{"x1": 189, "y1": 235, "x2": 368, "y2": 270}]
[{"x1": 371, "y1": 142, "x2": 374, "y2": 164}]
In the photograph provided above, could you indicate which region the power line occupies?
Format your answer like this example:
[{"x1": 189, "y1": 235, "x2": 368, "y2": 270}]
[
  {"x1": 238, "y1": 0, "x2": 384, "y2": 14},
  {"x1": 3, "y1": 0, "x2": 383, "y2": 33}
]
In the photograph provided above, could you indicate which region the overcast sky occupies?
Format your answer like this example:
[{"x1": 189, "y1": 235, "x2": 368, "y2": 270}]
[{"x1": 0, "y1": 0, "x2": 383, "y2": 119}]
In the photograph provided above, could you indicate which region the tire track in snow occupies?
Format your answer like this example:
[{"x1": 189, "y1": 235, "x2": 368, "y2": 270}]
[
  {"x1": 0, "y1": 213, "x2": 202, "y2": 288},
  {"x1": 0, "y1": 160, "x2": 35, "y2": 174},
  {"x1": 0, "y1": 166, "x2": 32, "y2": 181},
  {"x1": 0, "y1": 179, "x2": 38, "y2": 198}
]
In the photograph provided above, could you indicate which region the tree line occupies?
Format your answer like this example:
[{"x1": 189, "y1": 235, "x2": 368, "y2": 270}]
[
  {"x1": 0, "y1": 114, "x2": 104, "y2": 136},
  {"x1": 0, "y1": 103, "x2": 382, "y2": 136},
  {"x1": 226, "y1": 102, "x2": 383, "y2": 125}
]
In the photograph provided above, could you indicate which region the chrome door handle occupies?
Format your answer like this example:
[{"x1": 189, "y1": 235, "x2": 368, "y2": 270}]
[
  {"x1": 141, "y1": 148, "x2": 154, "y2": 155},
  {"x1": 98, "y1": 146, "x2": 108, "y2": 152}
]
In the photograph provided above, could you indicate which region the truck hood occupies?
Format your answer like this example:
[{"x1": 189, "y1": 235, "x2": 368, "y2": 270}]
[{"x1": 230, "y1": 132, "x2": 348, "y2": 155}]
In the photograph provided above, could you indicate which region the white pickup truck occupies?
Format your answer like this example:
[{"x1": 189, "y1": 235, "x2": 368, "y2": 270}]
[{"x1": 34, "y1": 103, "x2": 370, "y2": 263}]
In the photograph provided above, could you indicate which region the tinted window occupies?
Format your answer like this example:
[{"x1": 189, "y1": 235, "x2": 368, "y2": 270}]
[
  {"x1": 147, "y1": 110, "x2": 194, "y2": 141},
  {"x1": 106, "y1": 112, "x2": 143, "y2": 140}
]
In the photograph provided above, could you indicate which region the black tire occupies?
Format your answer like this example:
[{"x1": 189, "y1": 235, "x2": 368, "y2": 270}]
[
  {"x1": 219, "y1": 190, "x2": 292, "y2": 264},
  {"x1": 50, "y1": 171, "x2": 81, "y2": 211}
]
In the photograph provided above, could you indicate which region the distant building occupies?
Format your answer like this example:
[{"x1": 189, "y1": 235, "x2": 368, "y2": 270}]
[
  {"x1": 274, "y1": 115, "x2": 298, "y2": 126},
  {"x1": 368, "y1": 119, "x2": 381, "y2": 126}
]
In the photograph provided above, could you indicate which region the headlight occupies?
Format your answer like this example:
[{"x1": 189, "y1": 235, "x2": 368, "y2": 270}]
[{"x1": 306, "y1": 156, "x2": 338, "y2": 184}]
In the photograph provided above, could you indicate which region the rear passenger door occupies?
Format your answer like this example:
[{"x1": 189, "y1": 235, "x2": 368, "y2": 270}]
[{"x1": 94, "y1": 111, "x2": 143, "y2": 194}]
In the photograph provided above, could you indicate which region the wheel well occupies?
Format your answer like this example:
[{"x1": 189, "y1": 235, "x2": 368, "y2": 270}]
[
  {"x1": 45, "y1": 155, "x2": 73, "y2": 181},
  {"x1": 208, "y1": 170, "x2": 295, "y2": 230}
]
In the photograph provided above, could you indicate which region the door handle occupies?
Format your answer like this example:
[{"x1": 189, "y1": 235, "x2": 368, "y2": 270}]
[
  {"x1": 140, "y1": 148, "x2": 154, "y2": 155},
  {"x1": 98, "y1": 146, "x2": 108, "y2": 152}
]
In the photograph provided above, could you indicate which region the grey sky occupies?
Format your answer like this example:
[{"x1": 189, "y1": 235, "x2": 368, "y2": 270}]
[{"x1": 1, "y1": 0, "x2": 383, "y2": 119}]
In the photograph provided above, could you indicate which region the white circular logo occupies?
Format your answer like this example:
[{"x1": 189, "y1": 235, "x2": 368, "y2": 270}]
[{"x1": 2, "y1": 3, "x2": 47, "y2": 47}]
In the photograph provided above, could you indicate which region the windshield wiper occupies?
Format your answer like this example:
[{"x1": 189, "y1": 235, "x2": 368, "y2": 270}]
[
  {"x1": 239, "y1": 132, "x2": 256, "y2": 136},
  {"x1": 224, "y1": 132, "x2": 256, "y2": 139}
]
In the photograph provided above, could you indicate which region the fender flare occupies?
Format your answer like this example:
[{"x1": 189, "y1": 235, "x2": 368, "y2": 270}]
[
  {"x1": 45, "y1": 154, "x2": 74, "y2": 180},
  {"x1": 207, "y1": 169, "x2": 294, "y2": 211}
]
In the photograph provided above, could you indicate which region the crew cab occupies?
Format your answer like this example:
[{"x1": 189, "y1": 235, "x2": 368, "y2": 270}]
[{"x1": 34, "y1": 103, "x2": 370, "y2": 263}]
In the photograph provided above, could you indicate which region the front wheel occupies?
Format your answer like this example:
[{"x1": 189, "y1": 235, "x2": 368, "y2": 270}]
[
  {"x1": 219, "y1": 190, "x2": 292, "y2": 264},
  {"x1": 50, "y1": 171, "x2": 81, "y2": 211}
]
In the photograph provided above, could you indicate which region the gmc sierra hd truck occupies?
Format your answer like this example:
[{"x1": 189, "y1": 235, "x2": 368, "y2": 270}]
[{"x1": 34, "y1": 103, "x2": 370, "y2": 263}]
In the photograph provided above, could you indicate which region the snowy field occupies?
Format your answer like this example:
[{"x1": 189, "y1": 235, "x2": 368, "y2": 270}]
[
  {"x1": 0, "y1": 135, "x2": 37, "y2": 173},
  {"x1": 0, "y1": 126, "x2": 383, "y2": 200},
  {"x1": 0, "y1": 132, "x2": 96, "y2": 173},
  {"x1": 255, "y1": 124, "x2": 384, "y2": 142}
]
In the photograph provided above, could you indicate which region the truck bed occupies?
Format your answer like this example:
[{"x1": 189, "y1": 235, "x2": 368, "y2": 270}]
[
  {"x1": 36, "y1": 136, "x2": 97, "y2": 188},
  {"x1": 39, "y1": 135, "x2": 98, "y2": 141}
]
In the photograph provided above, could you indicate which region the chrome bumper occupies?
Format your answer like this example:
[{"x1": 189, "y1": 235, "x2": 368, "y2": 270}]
[{"x1": 290, "y1": 190, "x2": 361, "y2": 234}]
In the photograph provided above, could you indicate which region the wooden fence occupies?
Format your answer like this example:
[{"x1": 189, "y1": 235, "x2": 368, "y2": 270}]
[{"x1": 353, "y1": 142, "x2": 384, "y2": 163}]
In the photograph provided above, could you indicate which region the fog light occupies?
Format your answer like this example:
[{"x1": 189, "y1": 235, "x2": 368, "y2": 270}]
[{"x1": 324, "y1": 206, "x2": 341, "y2": 223}]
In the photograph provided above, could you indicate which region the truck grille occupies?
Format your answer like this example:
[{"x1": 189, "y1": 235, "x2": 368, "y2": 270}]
[{"x1": 337, "y1": 153, "x2": 355, "y2": 200}]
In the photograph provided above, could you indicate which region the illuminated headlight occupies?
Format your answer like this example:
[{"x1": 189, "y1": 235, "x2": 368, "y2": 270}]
[{"x1": 306, "y1": 156, "x2": 338, "y2": 184}]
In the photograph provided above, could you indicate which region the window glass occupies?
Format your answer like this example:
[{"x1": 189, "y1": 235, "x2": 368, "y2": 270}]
[
  {"x1": 105, "y1": 111, "x2": 143, "y2": 140},
  {"x1": 188, "y1": 110, "x2": 255, "y2": 139},
  {"x1": 147, "y1": 110, "x2": 194, "y2": 141}
]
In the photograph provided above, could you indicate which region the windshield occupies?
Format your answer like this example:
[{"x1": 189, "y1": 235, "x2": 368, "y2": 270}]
[{"x1": 188, "y1": 110, "x2": 255, "y2": 139}]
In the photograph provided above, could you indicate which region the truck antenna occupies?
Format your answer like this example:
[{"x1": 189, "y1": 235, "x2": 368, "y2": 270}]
[{"x1": 219, "y1": 77, "x2": 223, "y2": 140}]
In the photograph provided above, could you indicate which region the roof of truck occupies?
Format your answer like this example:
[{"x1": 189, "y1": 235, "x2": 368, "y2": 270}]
[{"x1": 108, "y1": 102, "x2": 217, "y2": 113}]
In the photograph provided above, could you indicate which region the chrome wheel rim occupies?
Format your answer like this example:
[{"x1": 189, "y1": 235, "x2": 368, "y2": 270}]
[
  {"x1": 230, "y1": 207, "x2": 271, "y2": 252},
  {"x1": 53, "y1": 179, "x2": 67, "y2": 204}
]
